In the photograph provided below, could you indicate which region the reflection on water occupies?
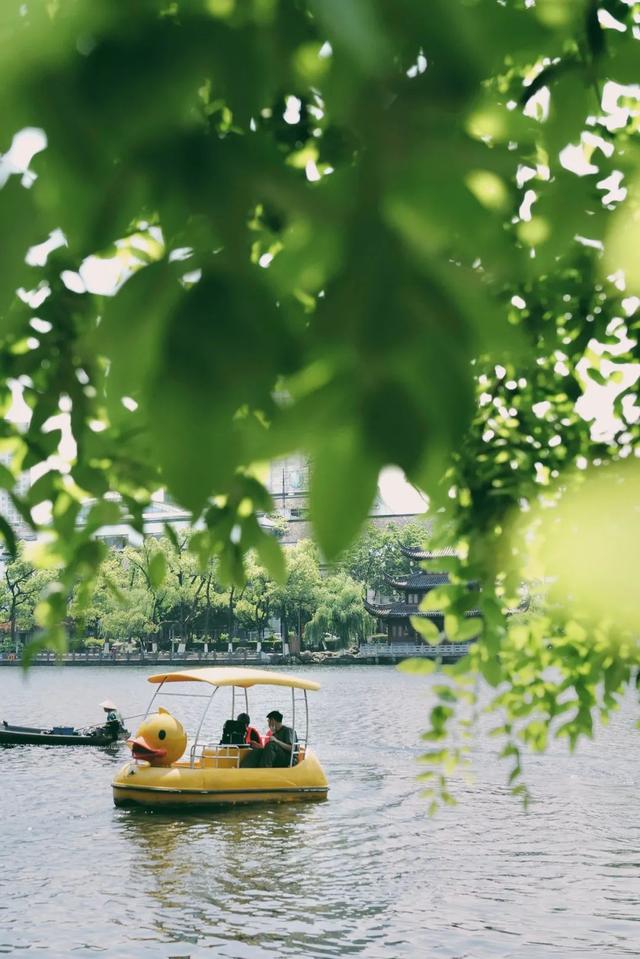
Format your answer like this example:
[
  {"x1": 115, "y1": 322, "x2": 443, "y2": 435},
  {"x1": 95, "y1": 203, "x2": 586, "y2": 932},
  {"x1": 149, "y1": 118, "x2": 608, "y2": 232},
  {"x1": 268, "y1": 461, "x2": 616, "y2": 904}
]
[{"x1": 1, "y1": 665, "x2": 639, "y2": 958}]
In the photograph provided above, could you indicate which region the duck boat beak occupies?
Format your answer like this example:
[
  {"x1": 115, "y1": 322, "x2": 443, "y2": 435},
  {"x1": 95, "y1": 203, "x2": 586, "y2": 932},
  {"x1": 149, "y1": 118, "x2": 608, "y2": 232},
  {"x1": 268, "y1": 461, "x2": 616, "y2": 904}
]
[{"x1": 128, "y1": 736, "x2": 167, "y2": 762}]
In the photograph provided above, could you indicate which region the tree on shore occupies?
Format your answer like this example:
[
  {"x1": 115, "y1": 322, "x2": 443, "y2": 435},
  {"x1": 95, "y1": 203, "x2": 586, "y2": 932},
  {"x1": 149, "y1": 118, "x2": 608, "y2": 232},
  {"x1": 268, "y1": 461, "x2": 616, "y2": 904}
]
[
  {"x1": 305, "y1": 573, "x2": 374, "y2": 650},
  {"x1": 7, "y1": 535, "x2": 370, "y2": 652},
  {"x1": 0, "y1": 1, "x2": 639, "y2": 804},
  {"x1": 339, "y1": 521, "x2": 429, "y2": 596},
  {"x1": 234, "y1": 554, "x2": 277, "y2": 640},
  {"x1": 0, "y1": 548, "x2": 53, "y2": 650},
  {"x1": 75, "y1": 547, "x2": 158, "y2": 652},
  {"x1": 272, "y1": 540, "x2": 324, "y2": 649}
]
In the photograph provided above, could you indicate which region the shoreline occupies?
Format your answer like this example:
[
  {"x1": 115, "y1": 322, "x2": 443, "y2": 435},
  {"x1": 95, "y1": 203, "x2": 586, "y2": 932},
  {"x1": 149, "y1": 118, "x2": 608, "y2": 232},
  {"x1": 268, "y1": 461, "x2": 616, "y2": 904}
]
[{"x1": 0, "y1": 650, "x2": 465, "y2": 668}]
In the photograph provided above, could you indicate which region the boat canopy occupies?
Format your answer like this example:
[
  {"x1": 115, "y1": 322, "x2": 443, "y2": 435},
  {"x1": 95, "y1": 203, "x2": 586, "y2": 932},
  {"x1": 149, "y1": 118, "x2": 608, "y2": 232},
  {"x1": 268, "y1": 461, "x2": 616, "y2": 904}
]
[{"x1": 146, "y1": 667, "x2": 321, "y2": 692}]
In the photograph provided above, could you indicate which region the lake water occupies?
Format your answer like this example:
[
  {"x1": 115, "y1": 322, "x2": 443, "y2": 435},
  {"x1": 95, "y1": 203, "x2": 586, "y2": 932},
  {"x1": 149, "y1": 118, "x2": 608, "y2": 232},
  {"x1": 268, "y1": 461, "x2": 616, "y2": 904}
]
[{"x1": 0, "y1": 665, "x2": 639, "y2": 959}]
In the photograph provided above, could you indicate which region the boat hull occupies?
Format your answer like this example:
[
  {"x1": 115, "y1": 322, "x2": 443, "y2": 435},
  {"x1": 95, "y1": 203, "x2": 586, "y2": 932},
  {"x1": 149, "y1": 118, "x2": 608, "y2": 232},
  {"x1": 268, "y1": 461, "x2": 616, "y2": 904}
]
[
  {"x1": 112, "y1": 749, "x2": 329, "y2": 808},
  {"x1": 1, "y1": 721, "x2": 124, "y2": 747}
]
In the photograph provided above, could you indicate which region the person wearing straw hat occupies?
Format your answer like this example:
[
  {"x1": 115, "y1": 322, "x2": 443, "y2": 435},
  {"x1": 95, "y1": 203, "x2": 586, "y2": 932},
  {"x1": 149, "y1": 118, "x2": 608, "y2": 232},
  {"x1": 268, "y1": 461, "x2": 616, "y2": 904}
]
[{"x1": 99, "y1": 700, "x2": 127, "y2": 741}]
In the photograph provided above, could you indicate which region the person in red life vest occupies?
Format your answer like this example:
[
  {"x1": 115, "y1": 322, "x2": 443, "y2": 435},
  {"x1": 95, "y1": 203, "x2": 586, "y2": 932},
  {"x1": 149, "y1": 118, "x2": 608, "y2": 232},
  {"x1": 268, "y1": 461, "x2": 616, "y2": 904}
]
[
  {"x1": 240, "y1": 709, "x2": 297, "y2": 767},
  {"x1": 236, "y1": 712, "x2": 266, "y2": 767},
  {"x1": 221, "y1": 712, "x2": 262, "y2": 748},
  {"x1": 237, "y1": 712, "x2": 263, "y2": 749}
]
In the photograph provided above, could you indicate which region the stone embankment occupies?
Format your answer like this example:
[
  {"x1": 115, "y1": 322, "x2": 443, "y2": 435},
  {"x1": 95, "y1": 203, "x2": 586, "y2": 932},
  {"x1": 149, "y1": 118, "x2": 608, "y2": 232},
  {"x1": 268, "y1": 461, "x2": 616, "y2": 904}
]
[{"x1": 0, "y1": 642, "x2": 468, "y2": 667}]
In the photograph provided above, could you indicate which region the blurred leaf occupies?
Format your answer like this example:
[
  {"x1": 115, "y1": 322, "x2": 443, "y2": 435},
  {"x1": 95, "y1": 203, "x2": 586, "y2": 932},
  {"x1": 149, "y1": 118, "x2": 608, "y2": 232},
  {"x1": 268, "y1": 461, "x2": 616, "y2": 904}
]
[
  {"x1": 308, "y1": 0, "x2": 389, "y2": 75},
  {"x1": 604, "y1": 171, "x2": 640, "y2": 295},
  {"x1": 524, "y1": 461, "x2": 640, "y2": 631},
  {"x1": 148, "y1": 551, "x2": 167, "y2": 591},
  {"x1": 146, "y1": 267, "x2": 289, "y2": 511},
  {"x1": 83, "y1": 499, "x2": 122, "y2": 535},
  {"x1": 254, "y1": 530, "x2": 286, "y2": 584},
  {"x1": 397, "y1": 658, "x2": 438, "y2": 675},
  {"x1": 456, "y1": 617, "x2": 483, "y2": 641},
  {"x1": 164, "y1": 522, "x2": 181, "y2": 551},
  {"x1": 479, "y1": 655, "x2": 503, "y2": 687},
  {"x1": 310, "y1": 426, "x2": 379, "y2": 560},
  {"x1": 410, "y1": 616, "x2": 441, "y2": 645},
  {"x1": 0, "y1": 463, "x2": 16, "y2": 489},
  {"x1": 0, "y1": 515, "x2": 17, "y2": 557},
  {"x1": 22, "y1": 625, "x2": 67, "y2": 669}
]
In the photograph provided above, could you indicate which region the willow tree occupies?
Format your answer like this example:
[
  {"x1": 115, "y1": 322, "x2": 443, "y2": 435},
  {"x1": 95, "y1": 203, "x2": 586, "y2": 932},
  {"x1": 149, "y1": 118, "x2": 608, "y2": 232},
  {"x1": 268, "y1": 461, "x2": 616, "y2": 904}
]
[{"x1": 0, "y1": 1, "x2": 638, "y2": 803}]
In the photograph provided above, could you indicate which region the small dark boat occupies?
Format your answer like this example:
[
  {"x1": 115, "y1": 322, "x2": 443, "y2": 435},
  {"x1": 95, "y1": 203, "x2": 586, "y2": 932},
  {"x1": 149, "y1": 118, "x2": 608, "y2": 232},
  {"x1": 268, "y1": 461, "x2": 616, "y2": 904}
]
[{"x1": 0, "y1": 720, "x2": 128, "y2": 747}]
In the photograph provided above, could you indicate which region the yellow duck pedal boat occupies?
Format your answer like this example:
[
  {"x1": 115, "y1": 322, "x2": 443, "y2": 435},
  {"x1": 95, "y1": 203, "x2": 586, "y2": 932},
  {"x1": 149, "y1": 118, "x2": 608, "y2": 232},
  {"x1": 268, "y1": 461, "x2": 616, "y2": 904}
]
[{"x1": 112, "y1": 667, "x2": 329, "y2": 809}]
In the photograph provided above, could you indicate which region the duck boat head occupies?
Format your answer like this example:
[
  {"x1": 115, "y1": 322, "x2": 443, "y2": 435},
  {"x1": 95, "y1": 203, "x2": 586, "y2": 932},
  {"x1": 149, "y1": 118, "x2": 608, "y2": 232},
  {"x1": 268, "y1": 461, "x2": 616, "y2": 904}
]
[{"x1": 127, "y1": 707, "x2": 187, "y2": 766}]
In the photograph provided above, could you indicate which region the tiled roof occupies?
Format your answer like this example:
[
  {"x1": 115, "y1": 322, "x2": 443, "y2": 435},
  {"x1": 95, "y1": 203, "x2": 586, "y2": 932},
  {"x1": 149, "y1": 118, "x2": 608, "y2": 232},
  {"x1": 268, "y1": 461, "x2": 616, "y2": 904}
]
[
  {"x1": 365, "y1": 599, "x2": 482, "y2": 619},
  {"x1": 365, "y1": 600, "x2": 442, "y2": 619},
  {"x1": 401, "y1": 544, "x2": 459, "y2": 561},
  {"x1": 386, "y1": 571, "x2": 450, "y2": 590}
]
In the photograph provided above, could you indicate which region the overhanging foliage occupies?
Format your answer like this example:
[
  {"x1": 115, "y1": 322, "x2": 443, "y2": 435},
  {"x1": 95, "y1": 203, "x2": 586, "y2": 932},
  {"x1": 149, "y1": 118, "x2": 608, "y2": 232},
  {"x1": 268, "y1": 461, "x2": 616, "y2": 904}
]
[{"x1": 0, "y1": 0, "x2": 639, "y2": 804}]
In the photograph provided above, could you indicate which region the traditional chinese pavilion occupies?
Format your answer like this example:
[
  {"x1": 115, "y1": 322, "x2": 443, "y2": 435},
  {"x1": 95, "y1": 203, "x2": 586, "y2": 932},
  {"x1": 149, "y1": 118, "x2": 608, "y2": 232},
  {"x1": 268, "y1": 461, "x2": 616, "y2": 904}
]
[{"x1": 364, "y1": 545, "x2": 479, "y2": 644}]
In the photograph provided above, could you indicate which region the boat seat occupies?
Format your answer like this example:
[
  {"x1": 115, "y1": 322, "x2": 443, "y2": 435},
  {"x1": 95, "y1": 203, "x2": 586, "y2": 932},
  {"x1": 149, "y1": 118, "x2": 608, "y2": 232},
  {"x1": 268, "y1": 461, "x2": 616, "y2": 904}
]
[{"x1": 200, "y1": 745, "x2": 245, "y2": 768}]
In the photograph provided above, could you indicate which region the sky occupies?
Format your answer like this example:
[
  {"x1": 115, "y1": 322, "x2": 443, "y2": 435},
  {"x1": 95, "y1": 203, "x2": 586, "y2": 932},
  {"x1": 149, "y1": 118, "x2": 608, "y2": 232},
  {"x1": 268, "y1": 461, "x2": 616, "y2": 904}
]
[{"x1": 378, "y1": 467, "x2": 427, "y2": 514}]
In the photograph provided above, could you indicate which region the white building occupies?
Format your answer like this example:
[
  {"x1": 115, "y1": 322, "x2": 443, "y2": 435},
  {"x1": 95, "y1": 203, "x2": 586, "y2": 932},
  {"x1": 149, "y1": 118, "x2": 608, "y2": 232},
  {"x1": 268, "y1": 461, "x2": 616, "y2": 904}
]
[
  {"x1": 0, "y1": 451, "x2": 35, "y2": 545},
  {"x1": 78, "y1": 493, "x2": 277, "y2": 549},
  {"x1": 265, "y1": 455, "x2": 427, "y2": 545}
]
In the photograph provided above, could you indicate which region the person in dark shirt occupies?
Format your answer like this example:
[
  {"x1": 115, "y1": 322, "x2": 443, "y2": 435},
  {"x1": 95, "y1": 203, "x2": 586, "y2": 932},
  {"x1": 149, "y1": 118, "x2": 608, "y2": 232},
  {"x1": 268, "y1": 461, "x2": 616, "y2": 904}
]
[
  {"x1": 261, "y1": 710, "x2": 296, "y2": 767},
  {"x1": 240, "y1": 709, "x2": 297, "y2": 768}
]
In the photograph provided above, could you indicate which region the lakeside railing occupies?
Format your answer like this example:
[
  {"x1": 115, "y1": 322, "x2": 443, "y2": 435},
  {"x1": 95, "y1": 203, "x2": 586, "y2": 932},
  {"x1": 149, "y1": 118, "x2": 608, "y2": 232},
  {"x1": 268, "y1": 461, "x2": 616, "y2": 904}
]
[
  {"x1": 0, "y1": 649, "x2": 278, "y2": 666},
  {"x1": 357, "y1": 642, "x2": 470, "y2": 660},
  {"x1": 0, "y1": 643, "x2": 471, "y2": 665}
]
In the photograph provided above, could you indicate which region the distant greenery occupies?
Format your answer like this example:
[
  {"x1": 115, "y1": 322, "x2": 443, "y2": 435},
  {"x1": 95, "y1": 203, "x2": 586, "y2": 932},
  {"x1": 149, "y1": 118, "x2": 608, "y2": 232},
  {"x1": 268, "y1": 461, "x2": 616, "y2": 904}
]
[
  {"x1": 338, "y1": 520, "x2": 430, "y2": 594},
  {"x1": 2, "y1": 529, "x2": 433, "y2": 652},
  {"x1": 0, "y1": 1, "x2": 639, "y2": 806}
]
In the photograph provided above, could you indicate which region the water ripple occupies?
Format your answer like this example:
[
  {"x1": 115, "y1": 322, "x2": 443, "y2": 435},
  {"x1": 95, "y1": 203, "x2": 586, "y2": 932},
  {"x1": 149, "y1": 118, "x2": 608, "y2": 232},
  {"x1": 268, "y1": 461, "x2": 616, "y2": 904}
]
[{"x1": 1, "y1": 666, "x2": 639, "y2": 957}]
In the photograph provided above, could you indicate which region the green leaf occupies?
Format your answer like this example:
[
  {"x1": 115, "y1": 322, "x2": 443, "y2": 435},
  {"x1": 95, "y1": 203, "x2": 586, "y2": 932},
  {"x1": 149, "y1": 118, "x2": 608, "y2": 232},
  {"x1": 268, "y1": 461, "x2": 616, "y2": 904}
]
[
  {"x1": 444, "y1": 613, "x2": 460, "y2": 639},
  {"x1": 508, "y1": 763, "x2": 522, "y2": 786},
  {"x1": 410, "y1": 616, "x2": 442, "y2": 646},
  {"x1": 310, "y1": 427, "x2": 379, "y2": 560},
  {"x1": 0, "y1": 463, "x2": 15, "y2": 489},
  {"x1": 397, "y1": 658, "x2": 437, "y2": 675},
  {"x1": 455, "y1": 617, "x2": 483, "y2": 641},
  {"x1": 83, "y1": 499, "x2": 122, "y2": 534},
  {"x1": 97, "y1": 260, "x2": 180, "y2": 409},
  {"x1": 147, "y1": 268, "x2": 288, "y2": 511},
  {"x1": 52, "y1": 495, "x2": 82, "y2": 539},
  {"x1": 0, "y1": 178, "x2": 52, "y2": 321},
  {"x1": 74, "y1": 540, "x2": 107, "y2": 573},
  {"x1": 148, "y1": 551, "x2": 167, "y2": 590},
  {"x1": 585, "y1": 367, "x2": 607, "y2": 386},
  {"x1": 309, "y1": 0, "x2": 389, "y2": 75},
  {"x1": 254, "y1": 531, "x2": 286, "y2": 584},
  {"x1": 22, "y1": 626, "x2": 67, "y2": 668},
  {"x1": 519, "y1": 56, "x2": 579, "y2": 108},
  {"x1": 164, "y1": 523, "x2": 181, "y2": 551},
  {"x1": 0, "y1": 515, "x2": 17, "y2": 557},
  {"x1": 26, "y1": 470, "x2": 59, "y2": 507},
  {"x1": 421, "y1": 588, "x2": 452, "y2": 612},
  {"x1": 480, "y1": 656, "x2": 503, "y2": 687}
]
